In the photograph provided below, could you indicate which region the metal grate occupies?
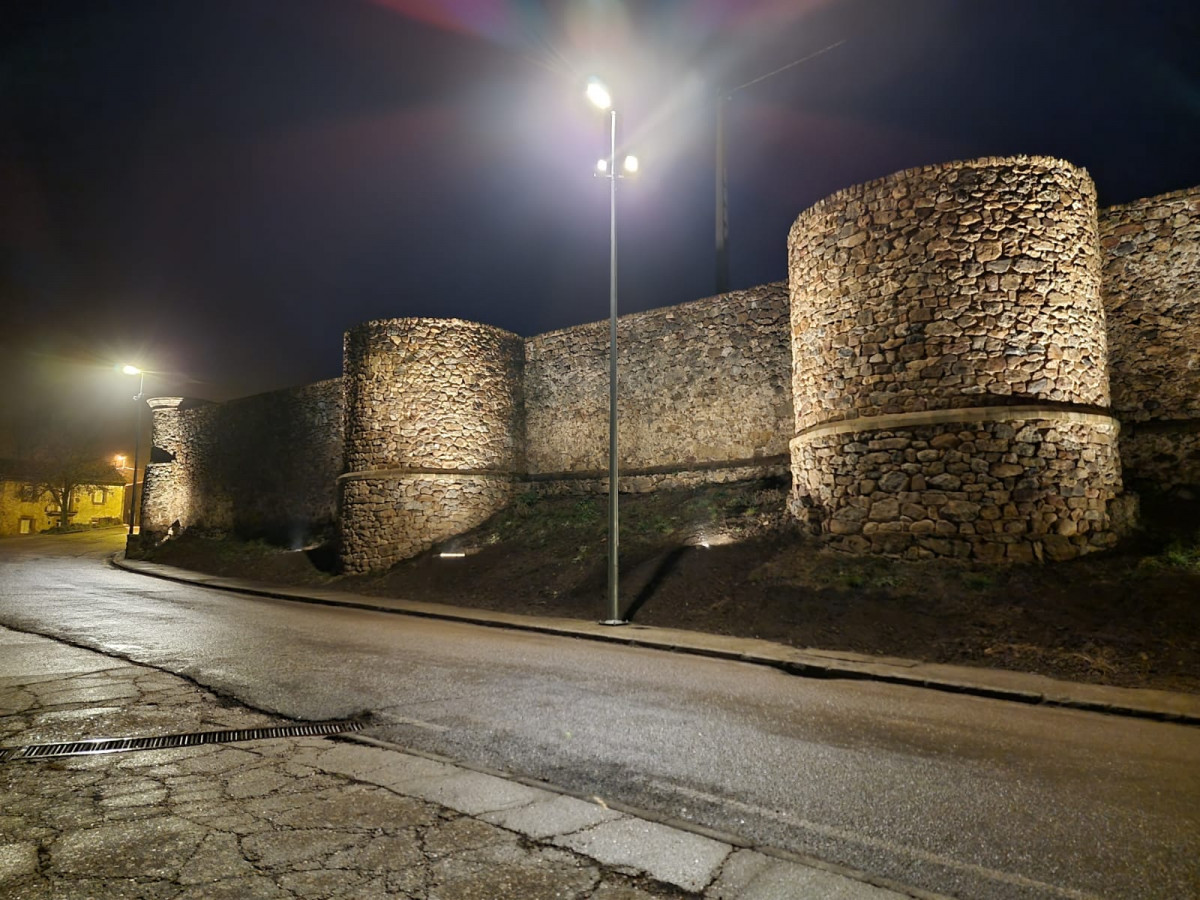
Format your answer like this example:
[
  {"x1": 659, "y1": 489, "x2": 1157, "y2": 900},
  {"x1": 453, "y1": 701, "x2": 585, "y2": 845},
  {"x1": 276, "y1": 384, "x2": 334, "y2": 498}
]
[{"x1": 0, "y1": 720, "x2": 363, "y2": 763}]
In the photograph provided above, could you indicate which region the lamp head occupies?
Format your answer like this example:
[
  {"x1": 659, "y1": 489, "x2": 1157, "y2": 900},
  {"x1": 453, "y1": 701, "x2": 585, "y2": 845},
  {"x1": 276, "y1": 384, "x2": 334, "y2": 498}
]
[
  {"x1": 585, "y1": 78, "x2": 612, "y2": 110},
  {"x1": 121, "y1": 365, "x2": 141, "y2": 376}
]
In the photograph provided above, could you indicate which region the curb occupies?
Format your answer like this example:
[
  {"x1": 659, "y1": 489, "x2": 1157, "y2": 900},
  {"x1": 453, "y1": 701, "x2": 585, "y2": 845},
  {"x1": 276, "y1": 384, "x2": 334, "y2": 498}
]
[{"x1": 111, "y1": 553, "x2": 1200, "y2": 727}]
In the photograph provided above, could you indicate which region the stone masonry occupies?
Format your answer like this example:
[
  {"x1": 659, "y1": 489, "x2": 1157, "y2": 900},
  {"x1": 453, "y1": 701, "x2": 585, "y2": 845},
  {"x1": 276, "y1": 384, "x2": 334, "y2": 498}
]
[
  {"x1": 139, "y1": 155, "x2": 1199, "y2": 572},
  {"x1": 338, "y1": 318, "x2": 525, "y2": 574},
  {"x1": 788, "y1": 156, "x2": 1128, "y2": 561},
  {"x1": 523, "y1": 284, "x2": 792, "y2": 484},
  {"x1": 1101, "y1": 186, "x2": 1200, "y2": 488},
  {"x1": 141, "y1": 381, "x2": 343, "y2": 547}
]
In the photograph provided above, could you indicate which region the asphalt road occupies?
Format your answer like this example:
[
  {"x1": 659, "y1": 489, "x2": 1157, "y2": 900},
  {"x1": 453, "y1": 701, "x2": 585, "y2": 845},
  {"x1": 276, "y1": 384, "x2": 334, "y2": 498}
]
[{"x1": 2, "y1": 530, "x2": 1197, "y2": 900}]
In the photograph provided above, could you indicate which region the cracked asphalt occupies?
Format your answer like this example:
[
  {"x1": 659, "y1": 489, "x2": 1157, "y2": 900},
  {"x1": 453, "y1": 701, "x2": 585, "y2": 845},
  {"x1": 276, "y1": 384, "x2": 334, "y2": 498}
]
[{"x1": 0, "y1": 626, "x2": 907, "y2": 899}]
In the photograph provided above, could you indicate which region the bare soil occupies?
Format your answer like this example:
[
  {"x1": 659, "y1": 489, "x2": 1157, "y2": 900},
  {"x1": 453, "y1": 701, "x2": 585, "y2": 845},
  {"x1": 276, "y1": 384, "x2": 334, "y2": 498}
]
[{"x1": 136, "y1": 478, "x2": 1200, "y2": 694}]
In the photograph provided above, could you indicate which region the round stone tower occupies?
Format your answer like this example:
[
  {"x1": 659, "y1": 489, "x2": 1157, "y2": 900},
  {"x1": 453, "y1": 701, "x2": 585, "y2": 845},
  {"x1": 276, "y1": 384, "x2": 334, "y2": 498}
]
[
  {"x1": 787, "y1": 156, "x2": 1130, "y2": 562},
  {"x1": 338, "y1": 318, "x2": 525, "y2": 573}
]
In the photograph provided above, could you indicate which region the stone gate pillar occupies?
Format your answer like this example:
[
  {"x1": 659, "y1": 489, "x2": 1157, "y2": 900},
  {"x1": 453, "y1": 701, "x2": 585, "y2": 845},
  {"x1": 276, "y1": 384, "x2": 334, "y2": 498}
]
[
  {"x1": 787, "y1": 156, "x2": 1131, "y2": 562},
  {"x1": 139, "y1": 396, "x2": 219, "y2": 543}
]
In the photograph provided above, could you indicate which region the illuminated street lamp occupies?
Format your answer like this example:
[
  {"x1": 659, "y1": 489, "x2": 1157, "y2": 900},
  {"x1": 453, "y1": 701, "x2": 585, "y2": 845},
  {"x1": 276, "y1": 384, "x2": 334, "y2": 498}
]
[
  {"x1": 587, "y1": 77, "x2": 637, "y2": 626},
  {"x1": 121, "y1": 365, "x2": 145, "y2": 538}
]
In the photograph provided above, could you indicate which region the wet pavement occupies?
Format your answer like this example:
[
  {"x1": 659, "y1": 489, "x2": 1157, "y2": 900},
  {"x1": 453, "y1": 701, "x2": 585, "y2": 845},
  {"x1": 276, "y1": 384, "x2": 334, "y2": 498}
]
[
  {"x1": 0, "y1": 626, "x2": 910, "y2": 899},
  {"x1": 5, "y1": 530, "x2": 1200, "y2": 899},
  {"x1": 114, "y1": 552, "x2": 1200, "y2": 726}
]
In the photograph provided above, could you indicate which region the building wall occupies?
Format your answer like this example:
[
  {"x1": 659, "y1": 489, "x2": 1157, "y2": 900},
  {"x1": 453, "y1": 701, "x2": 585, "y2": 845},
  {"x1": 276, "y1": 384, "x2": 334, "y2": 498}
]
[
  {"x1": 788, "y1": 156, "x2": 1127, "y2": 561},
  {"x1": 0, "y1": 482, "x2": 54, "y2": 535},
  {"x1": 74, "y1": 483, "x2": 127, "y2": 526},
  {"x1": 0, "y1": 480, "x2": 125, "y2": 536},
  {"x1": 1101, "y1": 186, "x2": 1200, "y2": 488},
  {"x1": 522, "y1": 283, "x2": 793, "y2": 491}
]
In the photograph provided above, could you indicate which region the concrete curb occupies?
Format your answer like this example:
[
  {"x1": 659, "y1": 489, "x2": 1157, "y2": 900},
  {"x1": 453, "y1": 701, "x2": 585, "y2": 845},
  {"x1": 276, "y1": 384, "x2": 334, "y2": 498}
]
[{"x1": 111, "y1": 553, "x2": 1200, "y2": 727}]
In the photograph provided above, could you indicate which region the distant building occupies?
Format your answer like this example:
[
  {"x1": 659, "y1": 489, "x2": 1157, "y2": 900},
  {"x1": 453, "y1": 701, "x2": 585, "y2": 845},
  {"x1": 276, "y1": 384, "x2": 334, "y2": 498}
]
[{"x1": 0, "y1": 459, "x2": 127, "y2": 536}]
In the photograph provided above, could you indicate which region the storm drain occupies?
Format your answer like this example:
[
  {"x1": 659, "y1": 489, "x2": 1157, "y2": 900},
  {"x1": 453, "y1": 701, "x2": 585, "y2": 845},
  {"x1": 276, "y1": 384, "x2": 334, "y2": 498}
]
[{"x1": 0, "y1": 720, "x2": 364, "y2": 763}]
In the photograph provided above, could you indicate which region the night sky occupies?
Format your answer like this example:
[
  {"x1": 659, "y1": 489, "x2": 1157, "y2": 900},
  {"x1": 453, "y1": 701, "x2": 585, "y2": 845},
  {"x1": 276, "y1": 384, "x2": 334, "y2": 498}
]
[{"x1": 2, "y1": 0, "x2": 1198, "y2": 454}]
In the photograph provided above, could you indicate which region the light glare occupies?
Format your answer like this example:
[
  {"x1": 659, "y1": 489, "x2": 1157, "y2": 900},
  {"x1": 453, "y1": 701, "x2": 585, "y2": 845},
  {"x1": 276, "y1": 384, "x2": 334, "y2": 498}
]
[
  {"x1": 623, "y1": 155, "x2": 639, "y2": 174},
  {"x1": 596, "y1": 159, "x2": 609, "y2": 174},
  {"x1": 586, "y1": 79, "x2": 612, "y2": 110},
  {"x1": 121, "y1": 364, "x2": 141, "y2": 375}
]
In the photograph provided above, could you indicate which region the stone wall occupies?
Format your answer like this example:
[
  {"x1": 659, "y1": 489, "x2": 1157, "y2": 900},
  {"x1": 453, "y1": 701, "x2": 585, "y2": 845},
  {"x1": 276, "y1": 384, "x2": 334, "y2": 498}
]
[
  {"x1": 140, "y1": 380, "x2": 343, "y2": 545},
  {"x1": 523, "y1": 283, "x2": 793, "y2": 491},
  {"x1": 338, "y1": 318, "x2": 524, "y2": 574},
  {"x1": 141, "y1": 397, "x2": 219, "y2": 539},
  {"x1": 791, "y1": 410, "x2": 1126, "y2": 562},
  {"x1": 788, "y1": 156, "x2": 1128, "y2": 560},
  {"x1": 136, "y1": 154, "x2": 1200, "y2": 573},
  {"x1": 1101, "y1": 186, "x2": 1200, "y2": 488}
]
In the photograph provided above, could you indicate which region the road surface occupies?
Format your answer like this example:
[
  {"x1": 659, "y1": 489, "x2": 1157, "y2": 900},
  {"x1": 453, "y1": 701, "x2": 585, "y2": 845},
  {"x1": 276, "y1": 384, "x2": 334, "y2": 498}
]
[{"x1": 1, "y1": 530, "x2": 1196, "y2": 899}]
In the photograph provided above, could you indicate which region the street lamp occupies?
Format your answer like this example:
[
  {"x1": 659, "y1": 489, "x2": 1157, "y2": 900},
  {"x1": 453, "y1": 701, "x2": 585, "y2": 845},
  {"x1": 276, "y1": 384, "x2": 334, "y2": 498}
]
[
  {"x1": 121, "y1": 365, "x2": 145, "y2": 539},
  {"x1": 588, "y1": 77, "x2": 637, "y2": 626}
]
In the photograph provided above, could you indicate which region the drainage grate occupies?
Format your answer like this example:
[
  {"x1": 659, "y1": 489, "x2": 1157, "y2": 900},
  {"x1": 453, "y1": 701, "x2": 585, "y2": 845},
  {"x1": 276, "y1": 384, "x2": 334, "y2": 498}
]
[{"x1": 0, "y1": 720, "x2": 364, "y2": 763}]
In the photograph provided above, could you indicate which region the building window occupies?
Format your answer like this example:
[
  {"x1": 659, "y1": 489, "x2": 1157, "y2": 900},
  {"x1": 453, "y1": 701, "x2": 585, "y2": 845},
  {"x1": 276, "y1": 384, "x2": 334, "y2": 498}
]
[
  {"x1": 19, "y1": 483, "x2": 41, "y2": 503},
  {"x1": 92, "y1": 489, "x2": 106, "y2": 505},
  {"x1": 18, "y1": 517, "x2": 33, "y2": 535}
]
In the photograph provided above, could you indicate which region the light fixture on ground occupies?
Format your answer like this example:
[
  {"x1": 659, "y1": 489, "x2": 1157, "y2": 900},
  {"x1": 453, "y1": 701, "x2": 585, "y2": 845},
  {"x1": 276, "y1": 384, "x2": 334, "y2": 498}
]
[
  {"x1": 587, "y1": 76, "x2": 637, "y2": 626},
  {"x1": 121, "y1": 365, "x2": 145, "y2": 539}
]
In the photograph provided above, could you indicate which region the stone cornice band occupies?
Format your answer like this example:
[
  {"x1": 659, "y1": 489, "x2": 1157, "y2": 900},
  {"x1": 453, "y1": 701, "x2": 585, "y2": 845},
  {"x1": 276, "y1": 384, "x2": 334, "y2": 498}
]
[
  {"x1": 1120, "y1": 417, "x2": 1200, "y2": 434},
  {"x1": 338, "y1": 467, "x2": 514, "y2": 482},
  {"x1": 793, "y1": 405, "x2": 1121, "y2": 443},
  {"x1": 338, "y1": 455, "x2": 789, "y2": 484},
  {"x1": 522, "y1": 455, "x2": 788, "y2": 483}
]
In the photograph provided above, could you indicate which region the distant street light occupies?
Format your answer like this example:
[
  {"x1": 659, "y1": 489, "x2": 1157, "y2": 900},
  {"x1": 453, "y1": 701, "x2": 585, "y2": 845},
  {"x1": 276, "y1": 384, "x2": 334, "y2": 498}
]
[
  {"x1": 121, "y1": 365, "x2": 145, "y2": 539},
  {"x1": 588, "y1": 77, "x2": 637, "y2": 626}
]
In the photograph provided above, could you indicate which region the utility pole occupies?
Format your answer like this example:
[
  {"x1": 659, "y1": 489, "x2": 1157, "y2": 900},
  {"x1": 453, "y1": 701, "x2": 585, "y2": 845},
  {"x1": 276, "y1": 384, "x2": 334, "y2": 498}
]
[{"x1": 715, "y1": 40, "x2": 846, "y2": 296}]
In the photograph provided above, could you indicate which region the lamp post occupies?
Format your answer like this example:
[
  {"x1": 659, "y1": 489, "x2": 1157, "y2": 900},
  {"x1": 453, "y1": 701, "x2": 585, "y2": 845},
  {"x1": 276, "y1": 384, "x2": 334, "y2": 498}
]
[
  {"x1": 587, "y1": 78, "x2": 638, "y2": 626},
  {"x1": 122, "y1": 365, "x2": 145, "y2": 538}
]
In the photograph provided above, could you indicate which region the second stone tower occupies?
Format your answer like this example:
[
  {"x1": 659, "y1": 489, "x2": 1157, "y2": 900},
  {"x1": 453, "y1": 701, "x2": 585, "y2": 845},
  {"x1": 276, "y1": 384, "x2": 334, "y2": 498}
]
[{"x1": 787, "y1": 156, "x2": 1130, "y2": 561}]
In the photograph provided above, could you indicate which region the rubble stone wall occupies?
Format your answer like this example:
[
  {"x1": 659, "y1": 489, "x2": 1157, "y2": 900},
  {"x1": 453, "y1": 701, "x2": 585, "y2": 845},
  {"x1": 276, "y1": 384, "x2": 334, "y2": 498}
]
[
  {"x1": 140, "y1": 397, "x2": 221, "y2": 539},
  {"x1": 338, "y1": 318, "x2": 524, "y2": 574},
  {"x1": 1101, "y1": 186, "x2": 1200, "y2": 488},
  {"x1": 788, "y1": 156, "x2": 1127, "y2": 560},
  {"x1": 790, "y1": 410, "x2": 1126, "y2": 562},
  {"x1": 140, "y1": 381, "x2": 343, "y2": 545},
  {"x1": 523, "y1": 283, "x2": 793, "y2": 488},
  {"x1": 137, "y1": 155, "x2": 1200, "y2": 573}
]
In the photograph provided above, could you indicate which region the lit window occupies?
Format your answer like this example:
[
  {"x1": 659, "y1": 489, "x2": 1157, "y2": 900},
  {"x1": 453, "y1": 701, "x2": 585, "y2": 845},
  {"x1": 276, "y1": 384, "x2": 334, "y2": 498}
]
[{"x1": 92, "y1": 489, "x2": 106, "y2": 505}]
